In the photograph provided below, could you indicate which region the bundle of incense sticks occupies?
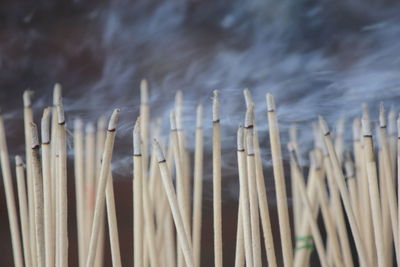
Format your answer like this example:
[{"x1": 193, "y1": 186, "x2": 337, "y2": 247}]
[{"x1": 2, "y1": 83, "x2": 400, "y2": 267}]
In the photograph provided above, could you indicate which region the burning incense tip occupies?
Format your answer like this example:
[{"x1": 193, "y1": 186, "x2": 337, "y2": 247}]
[
  {"x1": 237, "y1": 126, "x2": 244, "y2": 151},
  {"x1": 30, "y1": 122, "x2": 40, "y2": 149},
  {"x1": 196, "y1": 104, "x2": 203, "y2": 129},
  {"x1": 246, "y1": 128, "x2": 254, "y2": 155},
  {"x1": 266, "y1": 93, "x2": 275, "y2": 112},
  {"x1": 243, "y1": 88, "x2": 253, "y2": 108},
  {"x1": 212, "y1": 90, "x2": 219, "y2": 122},
  {"x1": 379, "y1": 102, "x2": 386, "y2": 127},
  {"x1": 318, "y1": 116, "x2": 330, "y2": 135},
  {"x1": 23, "y1": 90, "x2": 33, "y2": 108},
  {"x1": 140, "y1": 79, "x2": 149, "y2": 104},
  {"x1": 153, "y1": 139, "x2": 165, "y2": 162},
  {"x1": 361, "y1": 116, "x2": 372, "y2": 136},
  {"x1": 53, "y1": 83, "x2": 62, "y2": 106},
  {"x1": 352, "y1": 118, "x2": 361, "y2": 141},
  {"x1": 41, "y1": 108, "x2": 51, "y2": 144},
  {"x1": 388, "y1": 107, "x2": 396, "y2": 136},
  {"x1": 245, "y1": 104, "x2": 254, "y2": 128},
  {"x1": 133, "y1": 117, "x2": 141, "y2": 155},
  {"x1": 15, "y1": 155, "x2": 23, "y2": 166},
  {"x1": 169, "y1": 110, "x2": 177, "y2": 131},
  {"x1": 57, "y1": 102, "x2": 65, "y2": 124},
  {"x1": 108, "y1": 108, "x2": 120, "y2": 131}
]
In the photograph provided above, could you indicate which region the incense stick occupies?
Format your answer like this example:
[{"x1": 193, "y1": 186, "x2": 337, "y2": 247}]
[
  {"x1": 30, "y1": 122, "x2": 45, "y2": 267},
  {"x1": 154, "y1": 139, "x2": 194, "y2": 267},
  {"x1": 192, "y1": 104, "x2": 204, "y2": 267},
  {"x1": 212, "y1": 90, "x2": 223, "y2": 267},
  {"x1": 266, "y1": 93, "x2": 293, "y2": 267},
  {"x1": 15, "y1": 156, "x2": 32, "y2": 267},
  {"x1": 85, "y1": 109, "x2": 120, "y2": 267},
  {"x1": 42, "y1": 108, "x2": 55, "y2": 267},
  {"x1": 234, "y1": 199, "x2": 244, "y2": 267}
]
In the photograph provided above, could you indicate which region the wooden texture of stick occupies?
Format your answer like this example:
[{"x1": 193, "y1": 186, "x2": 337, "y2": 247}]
[
  {"x1": 234, "y1": 199, "x2": 244, "y2": 267},
  {"x1": 320, "y1": 116, "x2": 369, "y2": 267},
  {"x1": 213, "y1": 91, "x2": 223, "y2": 267},
  {"x1": 56, "y1": 101, "x2": 69, "y2": 267},
  {"x1": 30, "y1": 122, "x2": 45, "y2": 267},
  {"x1": 23, "y1": 90, "x2": 37, "y2": 267},
  {"x1": 244, "y1": 91, "x2": 277, "y2": 267},
  {"x1": 192, "y1": 104, "x2": 203, "y2": 267},
  {"x1": 42, "y1": 108, "x2": 55, "y2": 267},
  {"x1": 85, "y1": 109, "x2": 120, "y2": 267},
  {"x1": 245, "y1": 126, "x2": 262, "y2": 267},
  {"x1": 0, "y1": 115, "x2": 24, "y2": 267},
  {"x1": 154, "y1": 139, "x2": 194, "y2": 267},
  {"x1": 105, "y1": 170, "x2": 122, "y2": 267},
  {"x1": 85, "y1": 122, "x2": 96, "y2": 250},
  {"x1": 133, "y1": 118, "x2": 144, "y2": 267},
  {"x1": 266, "y1": 93, "x2": 293, "y2": 267},
  {"x1": 377, "y1": 104, "x2": 399, "y2": 263},
  {"x1": 237, "y1": 126, "x2": 253, "y2": 267},
  {"x1": 15, "y1": 156, "x2": 32, "y2": 267},
  {"x1": 344, "y1": 154, "x2": 359, "y2": 236}
]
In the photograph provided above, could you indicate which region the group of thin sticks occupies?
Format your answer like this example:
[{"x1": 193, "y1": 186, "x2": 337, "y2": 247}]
[{"x1": 1, "y1": 83, "x2": 399, "y2": 267}]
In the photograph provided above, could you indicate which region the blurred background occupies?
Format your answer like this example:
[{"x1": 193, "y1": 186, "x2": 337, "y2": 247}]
[{"x1": 1, "y1": 0, "x2": 400, "y2": 266}]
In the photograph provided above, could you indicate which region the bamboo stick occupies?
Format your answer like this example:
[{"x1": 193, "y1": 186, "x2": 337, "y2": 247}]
[
  {"x1": 234, "y1": 198, "x2": 244, "y2": 267},
  {"x1": 85, "y1": 109, "x2": 120, "y2": 267},
  {"x1": 266, "y1": 93, "x2": 293, "y2": 267}
]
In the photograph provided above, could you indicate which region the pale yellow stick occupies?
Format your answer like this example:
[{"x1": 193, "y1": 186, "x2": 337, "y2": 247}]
[
  {"x1": 245, "y1": 127, "x2": 262, "y2": 267},
  {"x1": 352, "y1": 118, "x2": 363, "y2": 229},
  {"x1": 192, "y1": 104, "x2": 204, "y2": 267},
  {"x1": 319, "y1": 116, "x2": 369, "y2": 267},
  {"x1": 85, "y1": 109, "x2": 120, "y2": 267},
  {"x1": 42, "y1": 108, "x2": 55, "y2": 267},
  {"x1": 234, "y1": 200, "x2": 244, "y2": 267},
  {"x1": 288, "y1": 145, "x2": 330, "y2": 267},
  {"x1": 212, "y1": 91, "x2": 223, "y2": 267},
  {"x1": 388, "y1": 108, "x2": 397, "y2": 178},
  {"x1": 105, "y1": 170, "x2": 122, "y2": 267},
  {"x1": 15, "y1": 156, "x2": 32, "y2": 267},
  {"x1": 266, "y1": 93, "x2": 293, "y2": 267},
  {"x1": 30, "y1": 122, "x2": 45, "y2": 267},
  {"x1": 85, "y1": 122, "x2": 96, "y2": 250},
  {"x1": 397, "y1": 115, "x2": 400, "y2": 263},
  {"x1": 378, "y1": 104, "x2": 399, "y2": 263},
  {"x1": 244, "y1": 91, "x2": 277, "y2": 267},
  {"x1": 334, "y1": 118, "x2": 345, "y2": 165},
  {"x1": 154, "y1": 139, "x2": 194, "y2": 267},
  {"x1": 133, "y1": 117, "x2": 144, "y2": 267},
  {"x1": 95, "y1": 116, "x2": 107, "y2": 267},
  {"x1": 73, "y1": 119, "x2": 85, "y2": 267},
  {"x1": 140, "y1": 79, "x2": 150, "y2": 171},
  {"x1": 361, "y1": 117, "x2": 385, "y2": 267},
  {"x1": 344, "y1": 155, "x2": 360, "y2": 236},
  {"x1": 289, "y1": 124, "x2": 301, "y2": 237},
  {"x1": 23, "y1": 90, "x2": 37, "y2": 267},
  {"x1": 56, "y1": 101, "x2": 68, "y2": 267},
  {"x1": 314, "y1": 153, "x2": 344, "y2": 267},
  {"x1": 0, "y1": 115, "x2": 24, "y2": 267},
  {"x1": 237, "y1": 126, "x2": 253, "y2": 267}
]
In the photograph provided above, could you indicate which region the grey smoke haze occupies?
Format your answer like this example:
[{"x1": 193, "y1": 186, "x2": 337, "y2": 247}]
[{"x1": 1, "y1": 0, "x2": 400, "y2": 181}]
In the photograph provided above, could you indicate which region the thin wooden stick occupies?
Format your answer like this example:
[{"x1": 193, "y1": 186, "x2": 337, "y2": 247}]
[
  {"x1": 85, "y1": 109, "x2": 120, "y2": 267},
  {"x1": 105, "y1": 169, "x2": 122, "y2": 267},
  {"x1": 266, "y1": 93, "x2": 293, "y2": 267},
  {"x1": 288, "y1": 144, "x2": 329, "y2": 267},
  {"x1": 15, "y1": 156, "x2": 32, "y2": 267},
  {"x1": 30, "y1": 122, "x2": 45, "y2": 267},
  {"x1": 212, "y1": 90, "x2": 223, "y2": 267},
  {"x1": 154, "y1": 139, "x2": 194, "y2": 267},
  {"x1": 246, "y1": 101, "x2": 277, "y2": 267},
  {"x1": 42, "y1": 108, "x2": 55, "y2": 267},
  {"x1": 192, "y1": 104, "x2": 203, "y2": 267},
  {"x1": 289, "y1": 124, "x2": 301, "y2": 237},
  {"x1": 56, "y1": 100, "x2": 68, "y2": 267},
  {"x1": 237, "y1": 126, "x2": 253, "y2": 267},
  {"x1": 23, "y1": 90, "x2": 37, "y2": 267},
  {"x1": 0, "y1": 115, "x2": 24, "y2": 267},
  {"x1": 245, "y1": 126, "x2": 262, "y2": 267},
  {"x1": 319, "y1": 116, "x2": 369, "y2": 267},
  {"x1": 85, "y1": 122, "x2": 96, "y2": 250},
  {"x1": 133, "y1": 117, "x2": 144, "y2": 267},
  {"x1": 377, "y1": 104, "x2": 399, "y2": 263},
  {"x1": 344, "y1": 153, "x2": 359, "y2": 237},
  {"x1": 140, "y1": 79, "x2": 150, "y2": 172},
  {"x1": 334, "y1": 118, "x2": 345, "y2": 165},
  {"x1": 234, "y1": 199, "x2": 244, "y2": 267}
]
